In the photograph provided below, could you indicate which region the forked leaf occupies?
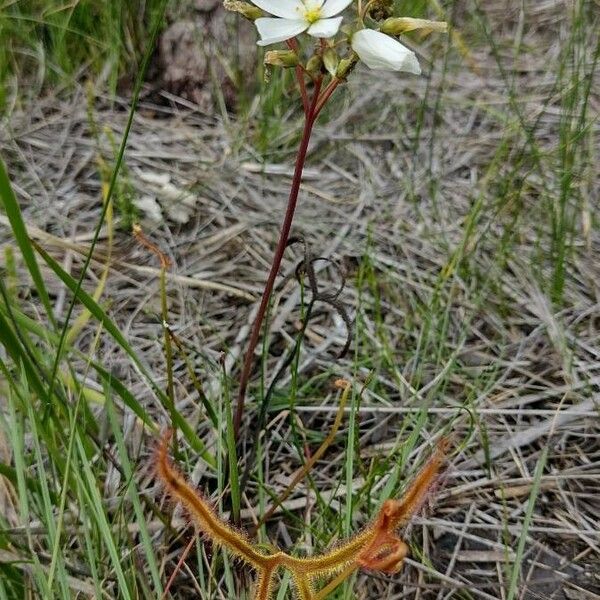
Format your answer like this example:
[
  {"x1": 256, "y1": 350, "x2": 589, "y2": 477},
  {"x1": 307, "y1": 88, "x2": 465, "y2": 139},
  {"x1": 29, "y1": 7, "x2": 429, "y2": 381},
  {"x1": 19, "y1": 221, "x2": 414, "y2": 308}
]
[{"x1": 156, "y1": 420, "x2": 448, "y2": 599}]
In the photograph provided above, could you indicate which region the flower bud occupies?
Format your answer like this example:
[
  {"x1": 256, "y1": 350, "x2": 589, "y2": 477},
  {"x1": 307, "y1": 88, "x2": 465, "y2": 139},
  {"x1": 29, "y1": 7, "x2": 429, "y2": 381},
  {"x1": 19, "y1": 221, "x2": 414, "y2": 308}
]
[
  {"x1": 305, "y1": 55, "x2": 323, "y2": 75},
  {"x1": 380, "y1": 17, "x2": 448, "y2": 36},
  {"x1": 263, "y1": 50, "x2": 299, "y2": 68},
  {"x1": 336, "y1": 55, "x2": 358, "y2": 79},
  {"x1": 223, "y1": 0, "x2": 262, "y2": 21},
  {"x1": 322, "y1": 48, "x2": 338, "y2": 77}
]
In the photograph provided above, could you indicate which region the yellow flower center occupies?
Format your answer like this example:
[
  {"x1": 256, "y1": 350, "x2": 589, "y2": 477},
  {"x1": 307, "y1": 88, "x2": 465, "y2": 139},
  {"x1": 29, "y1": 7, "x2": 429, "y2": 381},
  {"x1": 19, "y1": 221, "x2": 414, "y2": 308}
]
[{"x1": 302, "y1": 2, "x2": 322, "y2": 23}]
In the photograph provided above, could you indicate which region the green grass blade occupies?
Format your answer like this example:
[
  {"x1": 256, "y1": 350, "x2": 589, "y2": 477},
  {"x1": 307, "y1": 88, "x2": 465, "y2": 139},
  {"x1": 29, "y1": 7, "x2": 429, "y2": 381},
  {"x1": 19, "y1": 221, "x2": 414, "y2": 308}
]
[
  {"x1": 105, "y1": 395, "x2": 164, "y2": 595},
  {"x1": 25, "y1": 402, "x2": 71, "y2": 599},
  {"x1": 74, "y1": 433, "x2": 134, "y2": 600},
  {"x1": 506, "y1": 445, "x2": 549, "y2": 600},
  {"x1": 223, "y1": 369, "x2": 241, "y2": 522},
  {"x1": 0, "y1": 310, "x2": 48, "y2": 403},
  {"x1": 32, "y1": 240, "x2": 215, "y2": 465},
  {"x1": 0, "y1": 158, "x2": 56, "y2": 328},
  {"x1": 42, "y1": 0, "x2": 170, "y2": 432}
]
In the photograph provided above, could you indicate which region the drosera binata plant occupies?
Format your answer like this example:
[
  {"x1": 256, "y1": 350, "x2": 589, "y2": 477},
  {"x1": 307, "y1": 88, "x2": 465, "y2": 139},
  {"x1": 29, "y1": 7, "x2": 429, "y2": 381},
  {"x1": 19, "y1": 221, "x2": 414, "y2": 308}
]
[
  {"x1": 155, "y1": 1, "x2": 450, "y2": 596},
  {"x1": 224, "y1": 0, "x2": 449, "y2": 434},
  {"x1": 155, "y1": 380, "x2": 449, "y2": 599}
]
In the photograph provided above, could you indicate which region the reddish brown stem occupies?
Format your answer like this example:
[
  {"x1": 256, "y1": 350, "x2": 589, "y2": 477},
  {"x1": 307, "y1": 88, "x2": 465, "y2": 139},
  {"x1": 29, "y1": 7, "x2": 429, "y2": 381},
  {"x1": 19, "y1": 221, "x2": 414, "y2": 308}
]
[
  {"x1": 287, "y1": 39, "x2": 309, "y2": 115},
  {"x1": 313, "y1": 77, "x2": 341, "y2": 119},
  {"x1": 234, "y1": 77, "x2": 323, "y2": 435},
  {"x1": 296, "y1": 66, "x2": 309, "y2": 115}
]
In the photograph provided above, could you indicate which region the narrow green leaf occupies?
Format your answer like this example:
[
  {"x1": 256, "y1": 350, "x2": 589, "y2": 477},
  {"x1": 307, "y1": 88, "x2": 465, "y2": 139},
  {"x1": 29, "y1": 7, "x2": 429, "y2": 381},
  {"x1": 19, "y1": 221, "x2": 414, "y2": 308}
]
[
  {"x1": 506, "y1": 446, "x2": 549, "y2": 600},
  {"x1": 74, "y1": 434, "x2": 133, "y2": 600},
  {"x1": 0, "y1": 311, "x2": 48, "y2": 402},
  {"x1": 106, "y1": 396, "x2": 163, "y2": 595},
  {"x1": 0, "y1": 158, "x2": 56, "y2": 328}
]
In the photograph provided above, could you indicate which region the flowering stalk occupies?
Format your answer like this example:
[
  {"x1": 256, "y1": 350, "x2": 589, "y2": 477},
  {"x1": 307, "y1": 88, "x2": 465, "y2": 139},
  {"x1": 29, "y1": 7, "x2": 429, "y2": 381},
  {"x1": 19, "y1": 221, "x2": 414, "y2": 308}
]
[
  {"x1": 234, "y1": 71, "x2": 337, "y2": 434},
  {"x1": 227, "y1": 1, "x2": 447, "y2": 433}
]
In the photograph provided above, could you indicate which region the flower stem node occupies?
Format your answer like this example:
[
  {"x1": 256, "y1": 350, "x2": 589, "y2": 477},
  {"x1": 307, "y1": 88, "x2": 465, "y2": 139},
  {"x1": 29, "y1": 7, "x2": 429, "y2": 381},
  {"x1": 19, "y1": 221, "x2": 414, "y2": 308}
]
[
  {"x1": 223, "y1": 0, "x2": 263, "y2": 21},
  {"x1": 380, "y1": 17, "x2": 448, "y2": 36},
  {"x1": 264, "y1": 49, "x2": 299, "y2": 68}
]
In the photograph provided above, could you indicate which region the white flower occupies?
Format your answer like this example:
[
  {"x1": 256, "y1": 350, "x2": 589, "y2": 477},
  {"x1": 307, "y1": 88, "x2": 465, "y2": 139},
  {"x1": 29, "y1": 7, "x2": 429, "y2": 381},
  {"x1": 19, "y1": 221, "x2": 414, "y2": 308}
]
[
  {"x1": 351, "y1": 29, "x2": 421, "y2": 74},
  {"x1": 252, "y1": 0, "x2": 353, "y2": 46}
]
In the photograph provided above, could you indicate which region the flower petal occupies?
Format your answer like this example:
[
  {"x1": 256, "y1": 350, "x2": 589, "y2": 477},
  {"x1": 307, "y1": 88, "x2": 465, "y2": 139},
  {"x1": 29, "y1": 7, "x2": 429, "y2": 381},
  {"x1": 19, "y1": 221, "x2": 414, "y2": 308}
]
[
  {"x1": 251, "y1": 0, "x2": 304, "y2": 19},
  {"x1": 307, "y1": 16, "x2": 343, "y2": 38},
  {"x1": 255, "y1": 17, "x2": 308, "y2": 46},
  {"x1": 351, "y1": 29, "x2": 421, "y2": 73},
  {"x1": 320, "y1": 0, "x2": 353, "y2": 18}
]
